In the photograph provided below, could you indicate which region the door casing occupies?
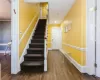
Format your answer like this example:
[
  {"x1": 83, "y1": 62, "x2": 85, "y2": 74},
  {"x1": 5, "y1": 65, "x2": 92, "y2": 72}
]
[
  {"x1": 96, "y1": 0, "x2": 100, "y2": 77},
  {"x1": 11, "y1": 0, "x2": 20, "y2": 74},
  {"x1": 86, "y1": 0, "x2": 96, "y2": 75}
]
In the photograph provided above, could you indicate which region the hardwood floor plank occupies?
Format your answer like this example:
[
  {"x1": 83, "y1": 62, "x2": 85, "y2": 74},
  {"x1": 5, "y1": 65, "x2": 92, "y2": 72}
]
[{"x1": 1, "y1": 51, "x2": 100, "y2": 80}]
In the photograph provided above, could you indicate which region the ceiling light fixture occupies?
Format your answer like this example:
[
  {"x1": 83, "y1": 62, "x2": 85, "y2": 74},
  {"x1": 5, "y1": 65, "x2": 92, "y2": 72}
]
[{"x1": 55, "y1": 21, "x2": 57, "y2": 23}]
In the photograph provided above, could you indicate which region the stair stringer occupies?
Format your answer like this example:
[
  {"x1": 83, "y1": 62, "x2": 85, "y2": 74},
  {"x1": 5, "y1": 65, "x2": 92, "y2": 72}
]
[{"x1": 19, "y1": 17, "x2": 39, "y2": 71}]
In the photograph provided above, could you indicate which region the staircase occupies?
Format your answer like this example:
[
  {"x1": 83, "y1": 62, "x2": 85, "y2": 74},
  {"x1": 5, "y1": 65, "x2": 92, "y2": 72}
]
[{"x1": 21, "y1": 19, "x2": 47, "y2": 72}]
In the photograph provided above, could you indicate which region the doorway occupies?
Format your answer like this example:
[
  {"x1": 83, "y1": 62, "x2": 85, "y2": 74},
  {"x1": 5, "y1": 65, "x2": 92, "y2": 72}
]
[
  {"x1": 51, "y1": 27, "x2": 62, "y2": 50},
  {"x1": 40, "y1": 2, "x2": 48, "y2": 19},
  {"x1": 0, "y1": 0, "x2": 11, "y2": 78}
]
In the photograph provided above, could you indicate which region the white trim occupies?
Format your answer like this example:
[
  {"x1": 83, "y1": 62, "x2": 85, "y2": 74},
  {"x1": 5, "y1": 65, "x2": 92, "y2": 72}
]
[
  {"x1": 96, "y1": 0, "x2": 100, "y2": 77},
  {"x1": 19, "y1": 14, "x2": 38, "y2": 44},
  {"x1": 19, "y1": 17, "x2": 39, "y2": 65},
  {"x1": 0, "y1": 50, "x2": 11, "y2": 54},
  {"x1": 11, "y1": 0, "x2": 19, "y2": 74},
  {"x1": 63, "y1": 43, "x2": 86, "y2": 52},
  {"x1": 60, "y1": 49, "x2": 87, "y2": 73},
  {"x1": 48, "y1": 48, "x2": 52, "y2": 50},
  {"x1": 44, "y1": 21, "x2": 48, "y2": 72},
  {"x1": 44, "y1": 40, "x2": 47, "y2": 71},
  {"x1": 86, "y1": 0, "x2": 96, "y2": 75}
]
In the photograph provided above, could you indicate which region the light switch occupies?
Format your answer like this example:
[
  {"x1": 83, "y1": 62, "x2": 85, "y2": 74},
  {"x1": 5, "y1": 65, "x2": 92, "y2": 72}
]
[{"x1": 89, "y1": 7, "x2": 97, "y2": 12}]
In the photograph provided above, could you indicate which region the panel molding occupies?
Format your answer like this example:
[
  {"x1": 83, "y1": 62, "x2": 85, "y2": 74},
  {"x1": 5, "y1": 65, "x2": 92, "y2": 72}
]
[
  {"x1": 63, "y1": 43, "x2": 86, "y2": 52},
  {"x1": 59, "y1": 49, "x2": 87, "y2": 73}
]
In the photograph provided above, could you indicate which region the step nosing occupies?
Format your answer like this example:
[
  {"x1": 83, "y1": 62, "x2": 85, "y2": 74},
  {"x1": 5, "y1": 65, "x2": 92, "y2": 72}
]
[
  {"x1": 25, "y1": 54, "x2": 43, "y2": 57},
  {"x1": 22, "y1": 61, "x2": 44, "y2": 66},
  {"x1": 31, "y1": 43, "x2": 44, "y2": 44},
  {"x1": 28, "y1": 48, "x2": 44, "y2": 50},
  {"x1": 32, "y1": 39, "x2": 44, "y2": 40}
]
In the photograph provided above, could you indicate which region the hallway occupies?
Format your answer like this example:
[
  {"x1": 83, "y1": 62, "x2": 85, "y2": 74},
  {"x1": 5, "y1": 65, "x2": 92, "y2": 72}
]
[{"x1": 9, "y1": 51, "x2": 99, "y2": 80}]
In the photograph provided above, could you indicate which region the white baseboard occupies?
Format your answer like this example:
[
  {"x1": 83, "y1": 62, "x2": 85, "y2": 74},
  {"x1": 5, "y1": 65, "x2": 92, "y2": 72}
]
[
  {"x1": 0, "y1": 50, "x2": 11, "y2": 54},
  {"x1": 48, "y1": 48, "x2": 52, "y2": 50},
  {"x1": 59, "y1": 49, "x2": 87, "y2": 73},
  {"x1": 19, "y1": 17, "x2": 39, "y2": 65}
]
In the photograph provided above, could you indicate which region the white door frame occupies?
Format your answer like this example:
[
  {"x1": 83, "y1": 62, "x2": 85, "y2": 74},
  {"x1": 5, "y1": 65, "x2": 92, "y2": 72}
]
[
  {"x1": 40, "y1": 4, "x2": 42, "y2": 19},
  {"x1": 96, "y1": 0, "x2": 100, "y2": 77},
  {"x1": 86, "y1": 0, "x2": 96, "y2": 75},
  {"x1": 11, "y1": 0, "x2": 19, "y2": 74},
  {"x1": 51, "y1": 27, "x2": 62, "y2": 50}
]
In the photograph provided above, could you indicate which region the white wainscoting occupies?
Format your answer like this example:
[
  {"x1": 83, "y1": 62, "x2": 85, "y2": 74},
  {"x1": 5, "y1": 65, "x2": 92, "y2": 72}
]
[
  {"x1": 60, "y1": 49, "x2": 87, "y2": 73},
  {"x1": 63, "y1": 43, "x2": 86, "y2": 51},
  {"x1": 60, "y1": 43, "x2": 86, "y2": 73}
]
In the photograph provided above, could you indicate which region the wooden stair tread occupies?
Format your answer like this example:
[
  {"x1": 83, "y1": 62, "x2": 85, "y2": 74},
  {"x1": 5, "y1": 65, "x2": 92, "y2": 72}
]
[
  {"x1": 30, "y1": 43, "x2": 44, "y2": 45},
  {"x1": 22, "y1": 61, "x2": 44, "y2": 66},
  {"x1": 21, "y1": 19, "x2": 46, "y2": 72},
  {"x1": 32, "y1": 39, "x2": 44, "y2": 40},
  {"x1": 35, "y1": 32, "x2": 44, "y2": 34},
  {"x1": 25, "y1": 54, "x2": 43, "y2": 57},
  {"x1": 34, "y1": 36, "x2": 44, "y2": 37},
  {"x1": 28, "y1": 48, "x2": 44, "y2": 50}
]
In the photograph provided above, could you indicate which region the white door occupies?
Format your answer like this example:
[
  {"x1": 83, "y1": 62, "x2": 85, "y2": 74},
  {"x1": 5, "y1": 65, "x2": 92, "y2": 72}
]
[
  {"x1": 96, "y1": 0, "x2": 100, "y2": 77},
  {"x1": 52, "y1": 27, "x2": 61, "y2": 49},
  {"x1": 86, "y1": 0, "x2": 96, "y2": 75}
]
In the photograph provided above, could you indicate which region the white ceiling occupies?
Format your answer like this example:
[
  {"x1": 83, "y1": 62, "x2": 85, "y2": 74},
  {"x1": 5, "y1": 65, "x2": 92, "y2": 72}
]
[
  {"x1": 0, "y1": 0, "x2": 75, "y2": 22},
  {"x1": 25, "y1": 0, "x2": 75, "y2": 24},
  {"x1": 48, "y1": 0, "x2": 75, "y2": 24},
  {"x1": 0, "y1": 0, "x2": 11, "y2": 20}
]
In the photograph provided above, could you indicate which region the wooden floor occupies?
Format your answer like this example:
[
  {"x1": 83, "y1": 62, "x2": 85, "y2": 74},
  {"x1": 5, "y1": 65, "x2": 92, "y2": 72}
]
[
  {"x1": 0, "y1": 54, "x2": 11, "y2": 80},
  {"x1": 1, "y1": 51, "x2": 100, "y2": 80}
]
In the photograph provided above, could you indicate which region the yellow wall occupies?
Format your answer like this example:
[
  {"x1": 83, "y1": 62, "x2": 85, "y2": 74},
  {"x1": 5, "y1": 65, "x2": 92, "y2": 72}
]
[
  {"x1": 41, "y1": 3, "x2": 48, "y2": 18},
  {"x1": 61, "y1": 0, "x2": 86, "y2": 66},
  {"x1": 19, "y1": 0, "x2": 40, "y2": 57},
  {"x1": 47, "y1": 24, "x2": 61, "y2": 48}
]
